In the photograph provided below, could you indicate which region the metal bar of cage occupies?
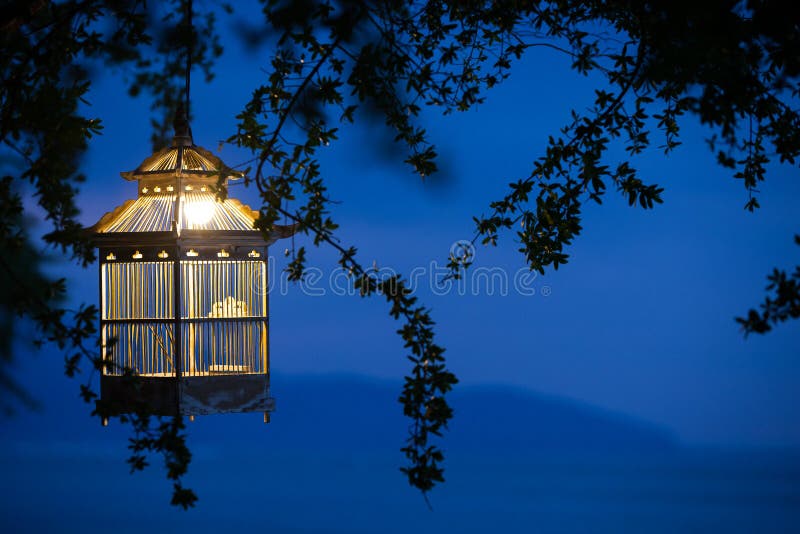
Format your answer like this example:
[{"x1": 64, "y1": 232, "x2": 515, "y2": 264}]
[{"x1": 100, "y1": 255, "x2": 269, "y2": 378}]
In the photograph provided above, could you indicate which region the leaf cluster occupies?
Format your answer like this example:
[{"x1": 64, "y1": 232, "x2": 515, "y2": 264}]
[
  {"x1": 2, "y1": 0, "x2": 799, "y2": 505},
  {"x1": 737, "y1": 235, "x2": 800, "y2": 335}
]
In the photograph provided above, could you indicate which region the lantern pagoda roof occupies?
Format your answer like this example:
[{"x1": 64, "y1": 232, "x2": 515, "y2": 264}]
[{"x1": 87, "y1": 110, "x2": 296, "y2": 248}]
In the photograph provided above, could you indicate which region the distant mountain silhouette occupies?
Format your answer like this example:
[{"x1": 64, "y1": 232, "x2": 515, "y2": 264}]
[
  {"x1": 244, "y1": 374, "x2": 678, "y2": 453},
  {"x1": 0, "y1": 373, "x2": 678, "y2": 454},
  {"x1": 446, "y1": 385, "x2": 677, "y2": 452}
]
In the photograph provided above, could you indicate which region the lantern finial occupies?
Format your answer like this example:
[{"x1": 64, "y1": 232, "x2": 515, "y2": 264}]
[{"x1": 172, "y1": 101, "x2": 193, "y2": 147}]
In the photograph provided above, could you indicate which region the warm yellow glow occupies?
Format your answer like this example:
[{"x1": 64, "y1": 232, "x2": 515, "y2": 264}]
[
  {"x1": 208, "y1": 296, "x2": 249, "y2": 317},
  {"x1": 157, "y1": 250, "x2": 169, "y2": 258},
  {"x1": 132, "y1": 250, "x2": 143, "y2": 259},
  {"x1": 186, "y1": 249, "x2": 199, "y2": 257},
  {"x1": 184, "y1": 199, "x2": 216, "y2": 226},
  {"x1": 141, "y1": 187, "x2": 148, "y2": 194},
  {"x1": 106, "y1": 252, "x2": 116, "y2": 261},
  {"x1": 100, "y1": 260, "x2": 268, "y2": 378},
  {"x1": 248, "y1": 250, "x2": 261, "y2": 258},
  {"x1": 167, "y1": 185, "x2": 174, "y2": 192},
  {"x1": 217, "y1": 249, "x2": 229, "y2": 258},
  {"x1": 185, "y1": 185, "x2": 193, "y2": 191},
  {"x1": 154, "y1": 186, "x2": 161, "y2": 193}
]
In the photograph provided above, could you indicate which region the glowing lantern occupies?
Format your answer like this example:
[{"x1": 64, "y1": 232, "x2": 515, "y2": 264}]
[{"x1": 87, "y1": 110, "x2": 295, "y2": 421}]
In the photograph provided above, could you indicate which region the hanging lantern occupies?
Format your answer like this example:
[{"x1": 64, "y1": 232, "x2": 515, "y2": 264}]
[{"x1": 87, "y1": 110, "x2": 295, "y2": 421}]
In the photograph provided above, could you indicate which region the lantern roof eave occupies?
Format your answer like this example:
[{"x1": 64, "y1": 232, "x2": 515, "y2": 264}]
[
  {"x1": 88, "y1": 226, "x2": 298, "y2": 248},
  {"x1": 86, "y1": 191, "x2": 299, "y2": 245}
]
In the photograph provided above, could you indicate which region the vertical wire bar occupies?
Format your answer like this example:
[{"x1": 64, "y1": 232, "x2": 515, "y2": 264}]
[
  {"x1": 223, "y1": 260, "x2": 226, "y2": 370},
  {"x1": 185, "y1": 261, "x2": 190, "y2": 376},
  {"x1": 217, "y1": 263, "x2": 220, "y2": 369},
  {"x1": 243, "y1": 262, "x2": 248, "y2": 368},
  {"x1": 144, "y1": 262, "x2": 148, "y2": 319},
  {"x1": 193, "y1": 261, "x2": 196, "y2": 376},
  {"x1": 174, "y1": 254, "x2": 180, "y2": 380},
  {"x1": 120, "y1": 263, "x2": 125, "y2": 320},
  {"x1": 206, "y1": 261, "x2": 210, "y2": 373},
  {"x1": 147, "y1": 261, "x2": 152, "y2": 373},
  {"x1": 127, "y1": 266, "x2": 133, "y2": 372},
  {"x1": 189, "y1": 261, "x2": 195, "y2": 375},
  {"x1": 100, "y1": 261, "x2": 106, "y2": 374},
  {"x1": 195, "y1": 261, "x2": 200, "y2": 374},
  {"x1": 262, "y1": 259, "x2": 268, "y2": 375},
  {"x1": 198, "y1": 261, "x2": 202, "y2": 373},
  {"x1": 223, "y1": 319, "x2": 228, "y2": 371},
  {"x1": 134, "y1": 262, "x2": 139, "y2": 319}
]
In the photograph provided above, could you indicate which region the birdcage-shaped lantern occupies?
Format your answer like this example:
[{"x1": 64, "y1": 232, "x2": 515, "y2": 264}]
[{"x1": 88, "y1": 114, "x2": 294, "y2": 420}]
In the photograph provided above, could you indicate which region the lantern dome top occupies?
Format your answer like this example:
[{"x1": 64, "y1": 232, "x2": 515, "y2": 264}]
[
  {"x1": 121, "y1": 105, "x2": 242, "y2": 182},
  {"x1": 120, "y1": 139, "x2": 243, "y2": 182}
]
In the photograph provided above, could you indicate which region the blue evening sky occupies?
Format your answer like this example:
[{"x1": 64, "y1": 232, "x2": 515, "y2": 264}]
[{"x1": 8, "y1": 2, "x2": 800, "y2": 450}]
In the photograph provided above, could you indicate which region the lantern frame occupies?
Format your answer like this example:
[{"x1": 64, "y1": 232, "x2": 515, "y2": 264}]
[{"x1": 88, "y1": 124, "x2": 295, "y2": 418}]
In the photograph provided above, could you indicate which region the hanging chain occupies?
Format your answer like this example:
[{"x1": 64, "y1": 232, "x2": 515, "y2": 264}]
[{"x1": 185, "y1": 0, "x2": 193, "y2": 118}]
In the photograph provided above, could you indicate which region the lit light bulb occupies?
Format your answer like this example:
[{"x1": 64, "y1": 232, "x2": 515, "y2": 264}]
[{"x1": 184, "y1": 199, "x2": 216, "y2": 226}]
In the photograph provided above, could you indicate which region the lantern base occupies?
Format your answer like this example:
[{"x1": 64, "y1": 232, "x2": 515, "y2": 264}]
[{"x1": 99, "y1": 374, "x2": 275, "y2": 417}]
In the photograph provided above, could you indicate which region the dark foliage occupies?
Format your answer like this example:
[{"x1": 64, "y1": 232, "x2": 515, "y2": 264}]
[
  {"x1": 1, "y1": 0, "x2": 797, "y2": 506},
  {"x1": 737, "y1": 236, "x2": 800, "y2": 335}
]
